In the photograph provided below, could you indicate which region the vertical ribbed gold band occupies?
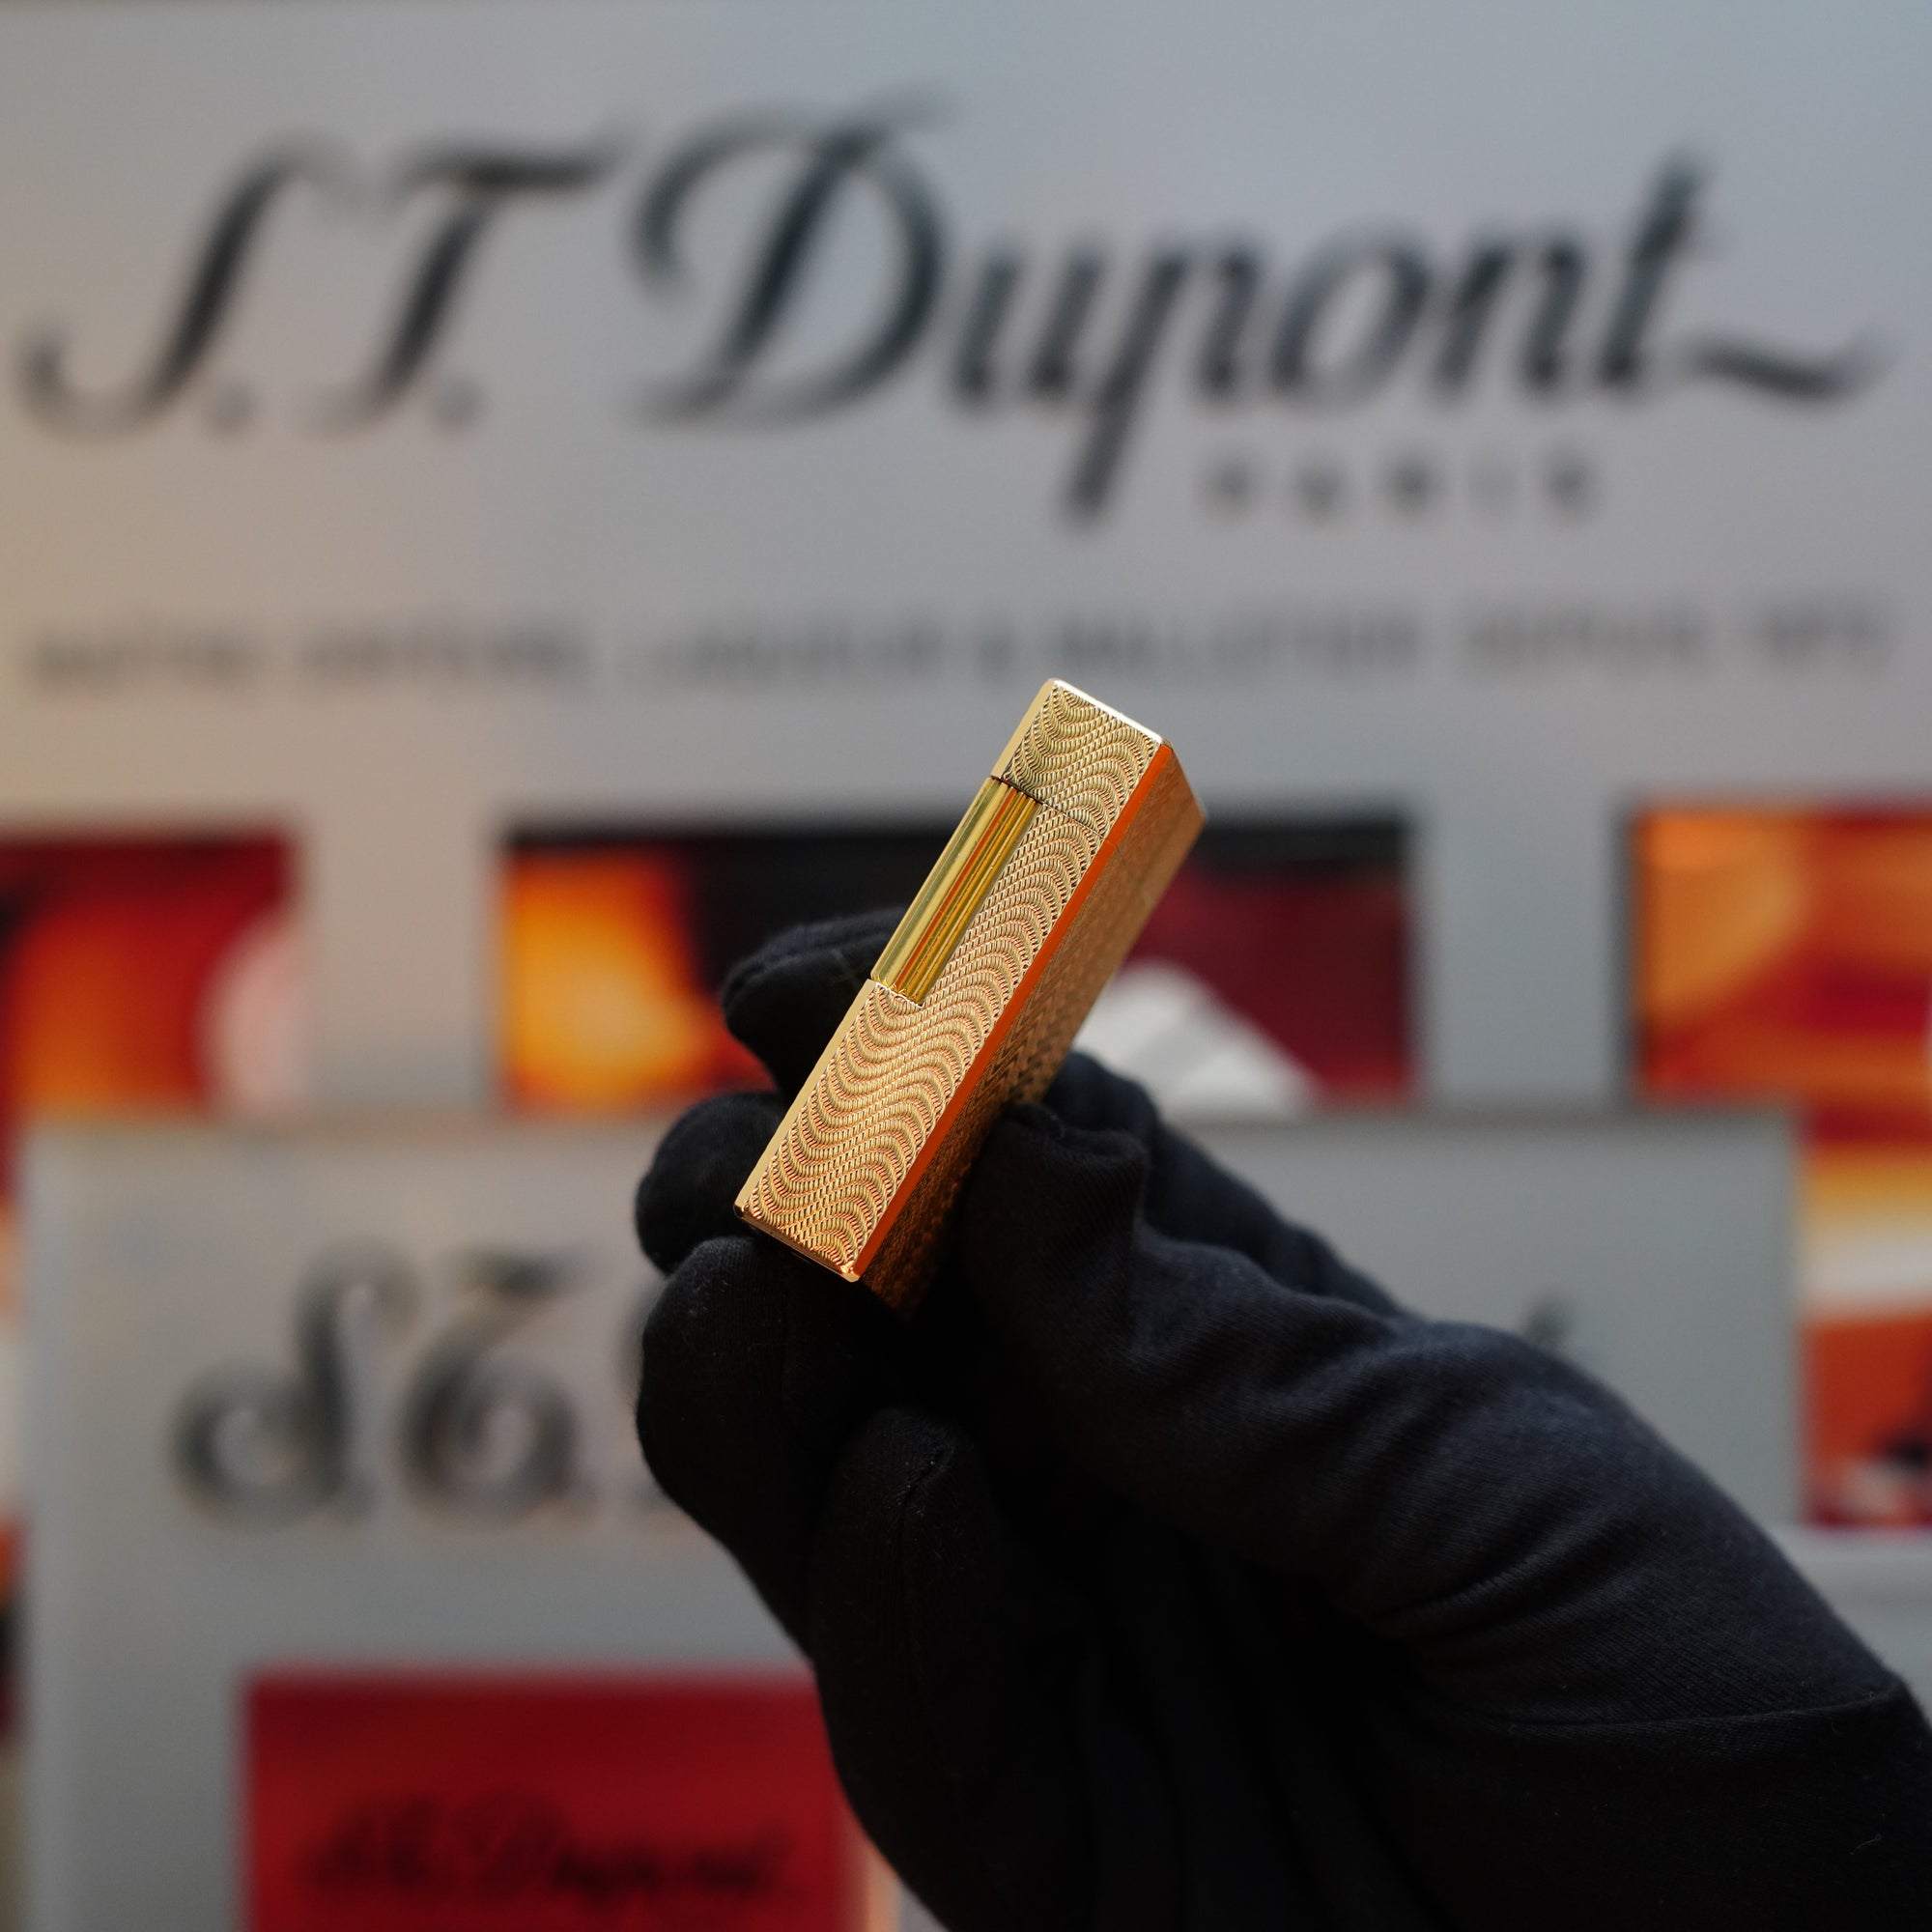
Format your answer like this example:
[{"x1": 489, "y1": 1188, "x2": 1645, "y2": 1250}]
[{"x1": 870, "y1": 778, "x2": 1040, "y2": 1003}]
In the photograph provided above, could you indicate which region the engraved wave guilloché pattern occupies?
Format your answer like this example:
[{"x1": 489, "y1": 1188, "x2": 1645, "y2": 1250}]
[
  {"x1": 739, "y1": 798, "x2": 1100, "y2": 1275},
  {"x1": 998, "y1": 683, "x2": 1159, "y2": 829},
  {"x1": 858, "y1": 758, "x2": 1202, "y2": 1304}
]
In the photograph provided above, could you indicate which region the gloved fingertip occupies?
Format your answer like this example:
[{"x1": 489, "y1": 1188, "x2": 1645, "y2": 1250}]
[
  {"x1": 635, "y1": 1090, "x2": 784, "y2": 1274},
  {"x1": 718, "y1": 907, "x2": 903, "y2": 1012},
  {"x1": 721, "y1": 909, "x2": 905, "y2": 1097}
]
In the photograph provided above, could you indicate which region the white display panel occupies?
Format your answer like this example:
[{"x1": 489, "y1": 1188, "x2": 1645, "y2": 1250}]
[
  {"x1": 26, "y1": 1107, "x2": 1801, "y2": 1930},
  {"x1": 1204, "y1": 1109, "x2": 1800, "y2": 1524},
  {"x1": 3, "y1": 8, "x2": 1928, "y2": 1912},
  {"x1": 0, "y1": 0, "x2": 1920, "y2": 1109}
]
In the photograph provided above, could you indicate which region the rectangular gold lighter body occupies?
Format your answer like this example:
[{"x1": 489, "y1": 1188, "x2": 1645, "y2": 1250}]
[{"x1": 733, "y1": 680, "x2": 1205, "y2": 1310}]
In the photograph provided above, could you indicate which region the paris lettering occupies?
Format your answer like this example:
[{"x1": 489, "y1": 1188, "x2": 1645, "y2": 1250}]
[{"x1": 18, "y1": 102, "x2": 1881, "y2": 517}]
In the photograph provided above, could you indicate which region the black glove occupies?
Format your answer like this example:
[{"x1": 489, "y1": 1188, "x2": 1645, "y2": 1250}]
[{"x1": 635, "y1": 913, "x2": 1932, "y2": 1932}]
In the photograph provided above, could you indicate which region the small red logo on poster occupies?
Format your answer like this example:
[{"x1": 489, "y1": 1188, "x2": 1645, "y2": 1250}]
[{"x1": 248, "y1": 1672, "x2": 866, "y2": 1931}]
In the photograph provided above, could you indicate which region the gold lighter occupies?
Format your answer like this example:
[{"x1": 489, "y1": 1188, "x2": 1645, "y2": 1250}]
[{"x1": 735, "y1": 679, "x2": 1204, "y2": 1310}]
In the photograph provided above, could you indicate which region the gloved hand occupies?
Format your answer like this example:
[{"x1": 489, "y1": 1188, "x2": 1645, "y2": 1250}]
[{"x1": 635, "y1": 913, "x2": 1932, "y2": 1932}]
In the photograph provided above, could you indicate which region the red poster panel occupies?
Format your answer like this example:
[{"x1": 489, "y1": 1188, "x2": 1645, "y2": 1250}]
[{"x1": 248, "y1": 1673, "x2": 867, "y2": 1932}]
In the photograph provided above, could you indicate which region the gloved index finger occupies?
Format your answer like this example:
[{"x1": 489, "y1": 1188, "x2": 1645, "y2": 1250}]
[
  {"x1": 957, "y1": 1102, "x2": 1392, "y2": 1575},
  {"x1": 721, "y1": 908, "x2": 905, "y2": 1099},
  {"x1": 957, "y1": 1103, "x2": 1886, "y2": 1731}
]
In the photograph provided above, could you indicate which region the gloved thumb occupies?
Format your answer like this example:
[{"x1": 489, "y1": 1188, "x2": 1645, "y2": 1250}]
[{"x1": 957, "y1": 1101, "x2": 1403, "y2": 1576}]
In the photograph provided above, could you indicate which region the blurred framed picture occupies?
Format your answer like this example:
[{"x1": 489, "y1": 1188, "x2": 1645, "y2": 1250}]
[
  {"x1": 1632, "y1": 806, "x2": 1932, "y2": 1524},
  {"x1": 1802, "y1": 1145, "x2": 1932, "y2": 1527},
  {"x1": 499, "y1": 817, "x2": 1412, "y2": 1120},
  {"x1": 0, "y1": 831, "x2": 300, "y2": 1613}
]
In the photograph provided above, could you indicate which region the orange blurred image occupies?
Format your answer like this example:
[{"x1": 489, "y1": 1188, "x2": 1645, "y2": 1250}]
[
  {"x1": 0, "y1": 833, "x2": 298, "y2": 1208},
  {"x1": 501, "y1": 849, "x2": 757, "y2": 1111},
  {"x1": 1635, "y1": 809, "x2": 1932, "y2": 1130},
  {"x1": 0, "y1": 833, "x2": 299, "y2": 1614},
  {"x1": 1634, "y1": 807, "x2": 1932, "y2": 1525}
]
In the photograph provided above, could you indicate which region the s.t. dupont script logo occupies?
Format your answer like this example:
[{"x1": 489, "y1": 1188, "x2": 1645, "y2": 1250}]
[
  {"x1": 173, "y1": 1244, "x2": 660, "y2": 1527},
  {"x1": 18, "y1": 101, "x2": 1881, "y2": 517}
]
